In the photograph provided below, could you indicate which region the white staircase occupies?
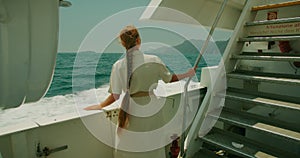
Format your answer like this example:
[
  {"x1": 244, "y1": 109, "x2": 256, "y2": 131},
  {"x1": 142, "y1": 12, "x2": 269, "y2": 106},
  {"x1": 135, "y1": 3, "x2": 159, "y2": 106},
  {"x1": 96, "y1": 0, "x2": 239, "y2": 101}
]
[{"x1": 190, "y1": 1, "x2": 300, "y2": 157}]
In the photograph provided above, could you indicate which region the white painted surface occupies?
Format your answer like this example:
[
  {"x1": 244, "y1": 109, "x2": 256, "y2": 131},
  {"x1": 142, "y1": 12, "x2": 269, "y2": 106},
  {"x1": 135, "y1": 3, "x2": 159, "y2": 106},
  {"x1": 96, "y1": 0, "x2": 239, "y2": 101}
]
[
  {"x1": 0, "y1": 0, "x2": 59, "y2": 109},
  {"x1": 143, "y1": 0, "x2": 246, "y2": 30},
  {"x1": 200, "y1": 66, "x2": 219, "y2": 88},
  {"x1": 0, "y1": 121, "x2": 38, "y2": 137},
  {"x1": 11, "y1": 132, "x2": 29, "y2": 158}
]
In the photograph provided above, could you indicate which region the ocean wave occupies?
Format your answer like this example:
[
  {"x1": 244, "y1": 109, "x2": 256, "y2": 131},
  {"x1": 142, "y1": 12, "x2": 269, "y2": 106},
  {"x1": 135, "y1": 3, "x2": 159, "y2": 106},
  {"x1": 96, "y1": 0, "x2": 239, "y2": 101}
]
[{"x1": 0, "y1": 85, "x2": 111, "y2": 128}]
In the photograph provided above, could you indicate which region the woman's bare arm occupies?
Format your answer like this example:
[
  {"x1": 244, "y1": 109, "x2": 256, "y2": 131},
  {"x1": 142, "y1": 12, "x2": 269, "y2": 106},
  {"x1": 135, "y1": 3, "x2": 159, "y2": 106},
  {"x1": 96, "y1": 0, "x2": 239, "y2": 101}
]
[
  {"x1": 84, "y1": 93, "x2": 120, "y2": 110},
  {"x1": 170, "y1": 68, "x2": 196, "y2": 82}
]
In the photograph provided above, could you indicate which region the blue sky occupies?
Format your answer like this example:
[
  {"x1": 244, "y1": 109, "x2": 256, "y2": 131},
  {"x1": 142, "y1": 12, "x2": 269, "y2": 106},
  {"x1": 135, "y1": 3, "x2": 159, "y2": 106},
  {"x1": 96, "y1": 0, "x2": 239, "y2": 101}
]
[
  {"x1": 58, "y1": 0, "x2": 151, "y2": 52},
  {"x1": 58, "y1": 0, "x2": 231, "y2": 52}
]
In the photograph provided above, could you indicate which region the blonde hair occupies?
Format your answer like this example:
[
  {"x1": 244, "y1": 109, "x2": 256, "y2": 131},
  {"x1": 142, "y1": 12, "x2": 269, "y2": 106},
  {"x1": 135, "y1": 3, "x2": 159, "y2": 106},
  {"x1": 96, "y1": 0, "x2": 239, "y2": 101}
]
[{"x1": 118, "y1": 25, "x2": 140, "y2": 129}]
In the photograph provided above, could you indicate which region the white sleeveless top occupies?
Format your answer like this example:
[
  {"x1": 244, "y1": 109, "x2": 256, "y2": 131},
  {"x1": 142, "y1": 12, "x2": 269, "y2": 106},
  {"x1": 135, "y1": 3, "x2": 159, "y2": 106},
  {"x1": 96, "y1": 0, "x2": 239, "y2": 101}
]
[{"x1": 108, "y1": 50, "x2": 172, "y2": 95}]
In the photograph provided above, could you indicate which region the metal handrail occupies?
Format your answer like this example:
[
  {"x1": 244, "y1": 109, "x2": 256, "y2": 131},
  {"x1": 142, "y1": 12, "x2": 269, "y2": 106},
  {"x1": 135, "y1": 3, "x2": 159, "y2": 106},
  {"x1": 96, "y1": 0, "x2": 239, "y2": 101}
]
[{"x1": 179, "y1": 0, "x2": 229, "y2": 157}]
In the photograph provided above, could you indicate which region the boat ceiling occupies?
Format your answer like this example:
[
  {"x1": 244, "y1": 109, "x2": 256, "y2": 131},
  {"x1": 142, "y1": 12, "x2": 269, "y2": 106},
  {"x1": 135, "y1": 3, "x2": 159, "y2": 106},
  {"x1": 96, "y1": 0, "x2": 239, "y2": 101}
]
[{"x1": 141, "y1": 0, "x2": 247, "y2": 30}]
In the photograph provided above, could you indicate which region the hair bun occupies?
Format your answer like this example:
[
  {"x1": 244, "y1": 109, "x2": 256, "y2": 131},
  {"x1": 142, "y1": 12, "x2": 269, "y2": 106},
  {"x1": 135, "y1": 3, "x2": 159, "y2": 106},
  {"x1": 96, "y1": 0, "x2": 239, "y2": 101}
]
[{"x1": 119, "y1": 25, "x2": 140, "y2": 49}]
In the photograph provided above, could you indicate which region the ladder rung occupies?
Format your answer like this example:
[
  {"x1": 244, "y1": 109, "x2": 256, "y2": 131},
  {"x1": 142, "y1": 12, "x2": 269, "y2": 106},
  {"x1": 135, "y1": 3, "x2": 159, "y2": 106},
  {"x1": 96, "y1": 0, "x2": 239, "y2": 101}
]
[
  {"x1": 246, "y1": 17, "x2": 300, "y2": 26},
  {"x1": 227, "y1": 72, "x2": 300, "y2": 86},
  {"x1": 226, "y1": 91, "x2": 300, "y2": 111},
  {"x1": 240, "y1": 36, "x2": 300, "y2": 42},
  {"x1": 252, "y1": 0, "x2": 300, "y2": 11},
  {"x1": 231, "y1": 55, "x2": 300, "y2": 61},
  {"x1": 209, "y1": 110, "x2": 300, "y2": 142}
]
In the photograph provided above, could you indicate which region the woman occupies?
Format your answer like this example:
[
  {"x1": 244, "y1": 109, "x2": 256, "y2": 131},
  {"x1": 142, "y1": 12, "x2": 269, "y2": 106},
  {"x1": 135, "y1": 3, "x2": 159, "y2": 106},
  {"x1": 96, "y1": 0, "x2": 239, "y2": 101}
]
[{"x1": 85, "y1": 25, "x2": 195, "y2": 157}]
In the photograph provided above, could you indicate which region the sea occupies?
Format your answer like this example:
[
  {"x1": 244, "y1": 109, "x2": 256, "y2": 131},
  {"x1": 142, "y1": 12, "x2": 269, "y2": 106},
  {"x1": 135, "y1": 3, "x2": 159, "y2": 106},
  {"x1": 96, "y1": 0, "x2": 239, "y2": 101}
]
[{"x1": 0, "y1": 41, "x2": 227, "y2": 129}]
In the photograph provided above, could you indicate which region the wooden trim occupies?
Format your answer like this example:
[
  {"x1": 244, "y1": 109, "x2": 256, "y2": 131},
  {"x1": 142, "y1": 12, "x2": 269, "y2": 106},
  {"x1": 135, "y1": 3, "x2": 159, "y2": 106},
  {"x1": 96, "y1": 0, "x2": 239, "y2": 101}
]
[{"x1": 252, "y1": 0, "x2": 300, "y2": 11}]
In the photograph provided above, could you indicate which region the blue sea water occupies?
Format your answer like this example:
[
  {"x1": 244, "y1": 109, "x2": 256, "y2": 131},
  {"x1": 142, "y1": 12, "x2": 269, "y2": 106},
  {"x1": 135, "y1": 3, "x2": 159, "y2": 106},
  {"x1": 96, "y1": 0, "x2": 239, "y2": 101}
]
[
  {"x1": 45, "y1": 39, "x2": 229, "y2": 97},
  {"x1": 45, "y1": 50, "x2": 223, "y2": 97},
  {"x1": 46, "y1": 53, "x2": 119, "y2": 97}
]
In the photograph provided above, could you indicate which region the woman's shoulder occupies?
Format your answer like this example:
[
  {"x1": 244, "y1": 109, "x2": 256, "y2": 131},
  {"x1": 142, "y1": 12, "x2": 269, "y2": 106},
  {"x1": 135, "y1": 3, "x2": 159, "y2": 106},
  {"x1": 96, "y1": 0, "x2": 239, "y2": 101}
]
[
  {"x1": 112, "y1": 58, "x2": 125, "y2": 68},
  {"x1": 143, "y1": 54, "x2": 163, "y2": 64}
]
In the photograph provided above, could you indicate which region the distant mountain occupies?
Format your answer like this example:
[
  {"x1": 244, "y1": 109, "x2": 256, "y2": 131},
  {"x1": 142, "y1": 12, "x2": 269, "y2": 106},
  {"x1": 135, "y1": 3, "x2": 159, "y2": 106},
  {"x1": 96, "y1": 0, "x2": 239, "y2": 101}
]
[
  {"x1": 173, "y1": 39, "x2": 229, "y2": 55},
  {"x1": 144, "y1": 39, "x2": 229, "y2": 55}
]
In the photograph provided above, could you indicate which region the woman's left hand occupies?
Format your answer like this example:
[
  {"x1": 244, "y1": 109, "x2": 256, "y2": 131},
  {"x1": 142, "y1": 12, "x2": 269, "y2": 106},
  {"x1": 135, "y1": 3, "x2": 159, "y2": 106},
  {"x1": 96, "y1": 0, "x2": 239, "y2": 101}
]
[
  {"x1": 187, "y1": 68, "x2": 196, "y2": 77},
  {"x1": 84, "y1": 104, "x2": 103, "y2": 110}
]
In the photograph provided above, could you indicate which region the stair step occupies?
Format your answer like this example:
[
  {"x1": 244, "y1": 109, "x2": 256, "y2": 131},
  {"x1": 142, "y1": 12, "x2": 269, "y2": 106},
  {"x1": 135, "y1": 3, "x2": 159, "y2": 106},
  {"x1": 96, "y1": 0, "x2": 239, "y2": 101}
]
[
  {"x1": 224, "y1": 105, "x2": 300, "y2": 132},
  {"x1": 252, "y1": 1, "x2": 300, "y2": 11},
  {"x1": 242, "y1": 52, "x2": 300, "y2": 56},
  {"x1": 232, "y1": 54, "x2": 300, "y2": 61},
  {"x1": 240, "y1": 35, "x2": 300, "y2": 42},
  {"x1": 201, "y1": 128, "x2": 279, "y2": 158},
  {"x1": 226, "y1": 91, "x2": 300, "y2": 111},
  {"x1": 227, "y1": 72, "x2": 300, "y2": 86},
  {"x1": 246, "y1": 17, "x2": 300, "y2": 26},
  {"x1": 245, "y1": 17, "x2": 300, "y2": 36},
  {"x1": 209, "y1": 110, "x2": 300, "y2": 143}
]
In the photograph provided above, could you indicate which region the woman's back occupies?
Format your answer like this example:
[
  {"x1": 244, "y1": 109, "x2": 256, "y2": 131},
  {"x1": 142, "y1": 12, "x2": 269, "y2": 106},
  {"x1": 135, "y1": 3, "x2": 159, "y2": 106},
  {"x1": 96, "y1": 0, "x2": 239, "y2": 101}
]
[{"x1": 130, "y1": 62, "x2": 170, "y2": 94}]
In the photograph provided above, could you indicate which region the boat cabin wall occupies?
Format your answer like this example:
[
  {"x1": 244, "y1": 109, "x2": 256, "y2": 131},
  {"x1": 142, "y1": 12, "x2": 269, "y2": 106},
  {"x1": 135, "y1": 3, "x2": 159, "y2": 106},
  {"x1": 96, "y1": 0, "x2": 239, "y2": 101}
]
[{"x1": 0, "y1": 112, "x2": 114, "y2": 158}]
